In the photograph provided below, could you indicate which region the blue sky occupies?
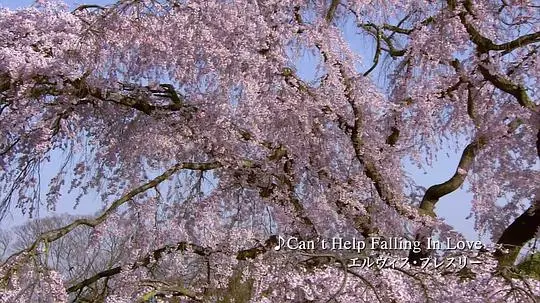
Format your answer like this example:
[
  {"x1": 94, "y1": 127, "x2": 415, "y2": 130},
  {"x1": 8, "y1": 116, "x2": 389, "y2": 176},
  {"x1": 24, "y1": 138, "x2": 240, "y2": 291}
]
[
  {"x1": 0, "y1": 0, "x2": 34, "y2": 8},
  {"x1": 0, "y1": 0, "x2": 479, "y2": 241},
  {"x1": 0, "y1": 0, "x2": 112, "y2": 9}
]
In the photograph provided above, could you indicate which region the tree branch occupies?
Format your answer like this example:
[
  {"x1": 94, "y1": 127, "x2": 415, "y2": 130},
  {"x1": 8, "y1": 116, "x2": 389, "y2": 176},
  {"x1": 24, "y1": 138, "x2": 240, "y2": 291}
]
[
  {"x1": 454, "y1": 0, "x2": 539, "y2": 112},
  {"x1": 325, "y1": 0, "x2": 340, "y2": 24},
  {"x1": 496, "y1": 199, "x2": 540, "y2": 266},
  {"x1": 337, "y1": 66, "x2": 414, "y2": 219},
  {"x1": 73, "y1": 4, "x2": 106, "y2": 12},
  {"x1": 67, "y1": 241, "x2": 209, "y2": 294},
  {"x1": 382, "y1": 23, "x2": 413, "y2": 35},
  {"x1": 458, "y1": 9, "x2": 540, "y2": 54},
  {"x1": 68, "y1": 236, "x2": 279, "y2": 294},
  {"x1": 2, "y1": 161, "x2": 221, "y2": 268},
  {"x1": 363, "y1": 24, "x2": 382, "y2": 76},
  {"x1": 417, "y1": 135, "x2": 484, "y2": 217},
  {"x1": 358, "y1": 23, "x2": 406, "y2": 58},
  {"x1": 477, "y1": 64, "x2": 537, "y2": 112}
]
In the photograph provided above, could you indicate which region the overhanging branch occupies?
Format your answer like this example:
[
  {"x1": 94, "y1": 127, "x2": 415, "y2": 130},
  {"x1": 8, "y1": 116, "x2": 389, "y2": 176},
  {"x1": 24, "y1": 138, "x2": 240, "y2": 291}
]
[
  {"x1": 455, "y1": 0, "x2": 540, "y2": 55},
  {"x1": 477, "y1": 64, "x2": 537, "y2": 112},
  {"x1": 419, "y1": 137, "x2": 486, "y2": 217},
  {"x1": 67, "y1": 236, "x2": 279, "y2": 294},
  {"x1": 2, "y1": 161, "x2": 221, "y2": 268}
]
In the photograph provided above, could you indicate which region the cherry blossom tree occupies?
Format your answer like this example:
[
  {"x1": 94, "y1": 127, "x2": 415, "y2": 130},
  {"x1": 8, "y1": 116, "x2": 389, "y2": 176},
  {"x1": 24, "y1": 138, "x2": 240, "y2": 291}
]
[{"x1": 0, "y1": 0, "x2": 539, "y2": 302}]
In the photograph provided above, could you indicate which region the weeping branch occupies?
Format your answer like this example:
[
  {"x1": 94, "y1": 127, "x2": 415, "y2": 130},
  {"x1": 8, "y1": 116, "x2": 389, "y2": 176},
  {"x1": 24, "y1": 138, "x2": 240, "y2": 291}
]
[
  {"x1": 495, "y1": 121, "x2": 540, "y2": 266},
  {"x1": 337, "y1": 65, "x2": 414, "y2": 219},
  {"x1": 277, "y1": 66, "x2": 391, "y2": 234},
  {"x1": 412, "y1": 119, "x2": 522, "y2": 266},
  {"x1": 68, "y1": 236, "x2": 279, "y2": 294},
  {"x1": 67, "y1": 241, "x2": 209, "y2": 294},
  {"x1": 436, "y1": 0, "x2": 540, "y2": 268},
  {"x1": 73, "y1": 4, "x2": 106, "y2": 12},
  {"x1": 1, "y1": 161, "x2": 221, "y2": 268},
  {"x1": 2, "y1": 72, "x2": 197, "y2": 117},
  {"x1": 455, "y1": 0, "x2": 538, "y2": 113}
]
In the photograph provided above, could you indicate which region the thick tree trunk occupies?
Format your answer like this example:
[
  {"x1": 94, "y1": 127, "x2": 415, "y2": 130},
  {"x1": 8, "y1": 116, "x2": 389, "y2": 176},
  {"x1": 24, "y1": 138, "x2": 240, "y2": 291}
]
[{"x1": 496, "y1": 199, "x2": 540, "y2": 266}]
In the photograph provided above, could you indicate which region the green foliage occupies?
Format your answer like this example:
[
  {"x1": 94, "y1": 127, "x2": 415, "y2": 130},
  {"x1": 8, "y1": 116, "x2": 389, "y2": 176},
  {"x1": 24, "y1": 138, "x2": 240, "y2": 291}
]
[
  {"x1": 517, "y1": 252, "x2": 540, "y2": 280},
  {"x1": 220, "y1": 266, "x2": 254, "y2": 303}
]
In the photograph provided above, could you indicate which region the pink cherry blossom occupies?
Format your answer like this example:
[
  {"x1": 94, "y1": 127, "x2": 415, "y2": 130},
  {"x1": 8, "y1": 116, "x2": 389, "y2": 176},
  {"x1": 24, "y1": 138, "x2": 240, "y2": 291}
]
[{"x1": 0, "y1": 0, "x2": 539, "y2": 302}]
